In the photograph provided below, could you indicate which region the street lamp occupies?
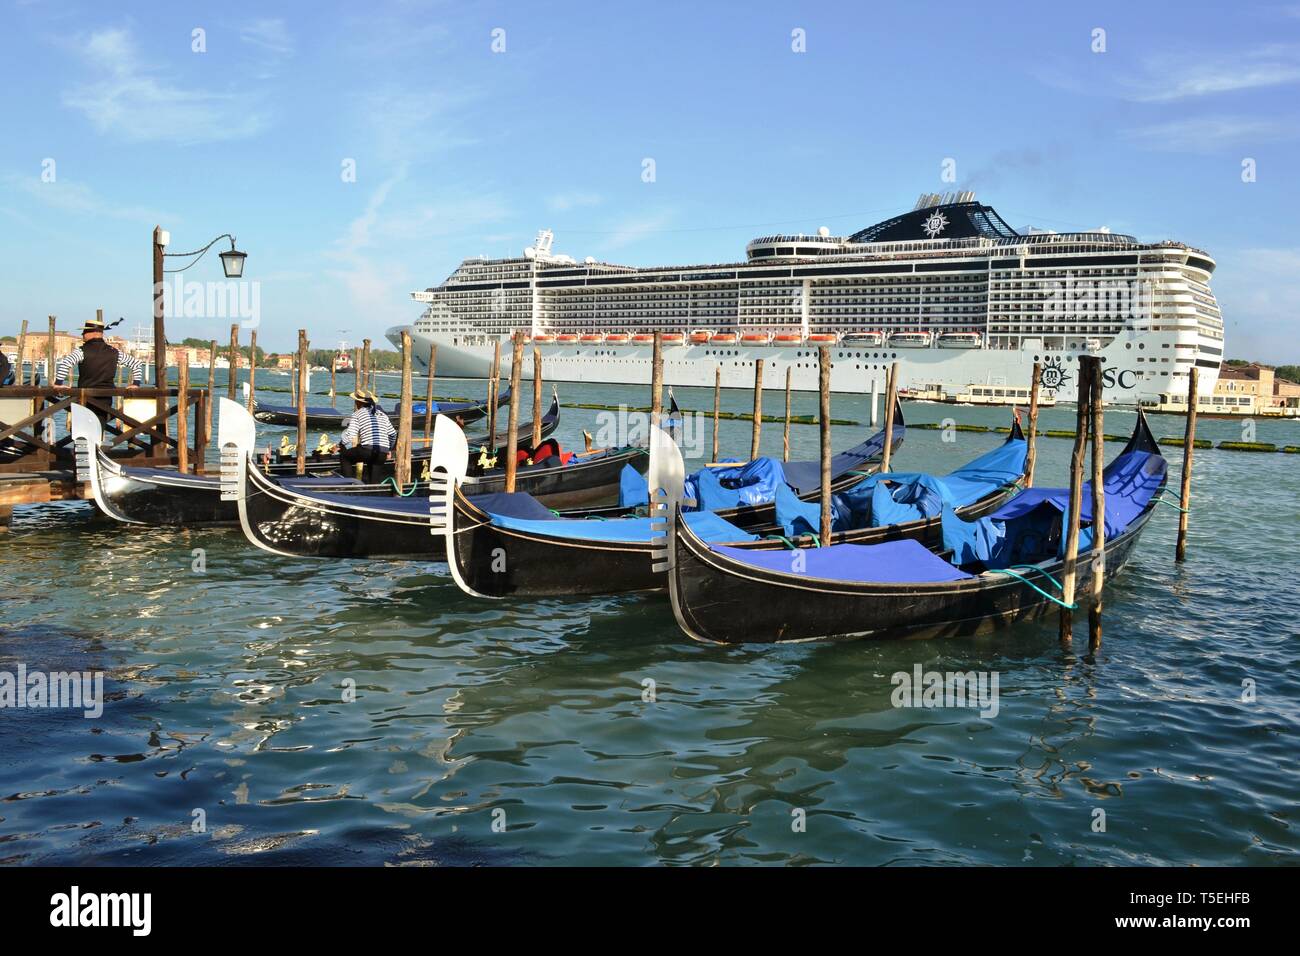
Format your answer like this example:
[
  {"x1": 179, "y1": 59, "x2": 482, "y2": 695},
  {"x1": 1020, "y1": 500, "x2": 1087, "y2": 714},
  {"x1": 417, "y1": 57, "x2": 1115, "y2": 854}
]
[
  {"x1": 218, "y1": 238, "x2": 247, "y2": 279},
  {"x1": 150, "y1": 227, "x2": 249, "y2": 448}
]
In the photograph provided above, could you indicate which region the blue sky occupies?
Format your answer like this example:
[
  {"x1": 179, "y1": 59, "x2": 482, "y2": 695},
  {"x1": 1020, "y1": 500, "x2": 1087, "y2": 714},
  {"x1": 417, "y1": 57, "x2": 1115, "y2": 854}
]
[{"x1": 2, "y1": 0, "x2": 1298, "y2": 359}]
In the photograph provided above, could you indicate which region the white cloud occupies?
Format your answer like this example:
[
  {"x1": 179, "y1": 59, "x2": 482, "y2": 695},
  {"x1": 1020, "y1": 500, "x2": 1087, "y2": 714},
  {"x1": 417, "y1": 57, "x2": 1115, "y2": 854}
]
[
  {"x1": 3, "y1": 171, "x2": 172, "y2": 224},
  {"x1": 1127, "y1": 116, "x2": 1298, "y2": 152},
  {"x1": 547, "y1": 192, "x2": 603, "y2": 212},
  {"x1": 1121, "y1": 45, "x2": 1300, "y2": 102},
  {"x1": 61, "y1": 28, "x2": 269, "y2": 144},
  {"x1": 597, "y1": 211, "x2": 677, "y2": 253},
  {"x1": 240, "y1": 18, "x2": 294, "y2": 57}
]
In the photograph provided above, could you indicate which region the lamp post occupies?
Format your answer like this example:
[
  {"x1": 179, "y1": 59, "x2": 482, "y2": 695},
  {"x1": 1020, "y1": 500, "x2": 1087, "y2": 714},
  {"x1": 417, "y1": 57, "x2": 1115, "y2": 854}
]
[{"x1": 153, "y1": 228, "x2": 248, "y2": 451}]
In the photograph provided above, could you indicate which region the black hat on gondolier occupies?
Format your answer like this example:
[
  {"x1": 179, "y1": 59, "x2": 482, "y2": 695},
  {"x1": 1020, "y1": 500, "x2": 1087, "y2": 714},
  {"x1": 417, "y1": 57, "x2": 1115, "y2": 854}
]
[{"x1": 82, "y1": 316, "x2": 107, "y2": 336}]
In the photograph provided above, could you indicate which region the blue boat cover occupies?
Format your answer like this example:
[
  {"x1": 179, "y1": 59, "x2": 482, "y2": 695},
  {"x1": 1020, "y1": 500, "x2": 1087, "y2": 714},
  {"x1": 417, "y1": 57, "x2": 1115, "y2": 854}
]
[
  {"x1": 710, "y1": 538, "x2": 972, "y2": 584},
  {"x1": 487, "y1": 507, "x2": 756, "y2": 544},
  {"x1": 619, "y1": 464, "x2": 649, "y2": 508},
  {"x1": 775, "y1": 437, "x2": 1027, "y2": 537},
  {"x1": 684, "y1": 457, "x2": 786, "y2": 512},
  {"x1": 942, "y1": 449, "x2": 1166, "y2": 566},
  {"x1": 780, "y1": 423, "x2": 902, "y2": 497}
]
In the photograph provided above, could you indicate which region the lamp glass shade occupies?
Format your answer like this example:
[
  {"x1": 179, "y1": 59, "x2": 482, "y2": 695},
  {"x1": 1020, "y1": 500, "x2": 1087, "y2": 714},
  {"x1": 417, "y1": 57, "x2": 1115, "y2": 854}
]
[{"x1": 219, "y1": 248, "x2": 247, "y2": 278}]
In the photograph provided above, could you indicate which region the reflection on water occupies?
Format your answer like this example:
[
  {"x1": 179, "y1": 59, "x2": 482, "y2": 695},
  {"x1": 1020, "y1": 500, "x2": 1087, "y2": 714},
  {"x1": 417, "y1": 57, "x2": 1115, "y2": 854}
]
[{"x1": 1, "y1": 384, "x2": 1297, "y2": 865}]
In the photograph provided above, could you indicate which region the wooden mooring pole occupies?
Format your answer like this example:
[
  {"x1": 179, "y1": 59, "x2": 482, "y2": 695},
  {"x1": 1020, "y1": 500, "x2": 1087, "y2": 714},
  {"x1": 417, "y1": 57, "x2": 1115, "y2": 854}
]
[
  {"x1": 228, "y1": 324, "x2": 239, "y2": 401},
  {"x1": 1025, "y1": 361, "x2": 1041, "y2": 488},
  {"x1": 329, "y1": 353, "x2": 336, "y2": 400},
  {"x1": 486, "y1": 339, "x2": 501, "y2": 447},
  {"x1": 881, "y1": 360, "x2": 898, "y2": 473},
  {"x1": 504, "y1": 332, "x2": 525, "y2": 492},
  {"x1": 395, "y1": 330, "x2": 413, "y2": 487},
  {"x1": 1087, "y1": 356, "x2": 1106, "y2": 651},
  {"x1": 818, "y1": 346, "x2": 833, "y2": 543},
  {"x1": 783, "y1": 365, "x2": 792, "y2": 462},
  {"x1": 177, "y1": 359, "x2": 190, "y2": 474},
  {"x1": 531, "y1": 347, "x2": 543, "y2": 449},
  {"x1": 247, "y1": 330, "x2": 257, "y2": 412},
  {"x1": 295, "y1": 330, "x2": 308, "y2": 475},
  {"x1": 424, "y1": 344, "x2": 437, "y2": 442},
  {"x1": 1058, "y1": 357, "x2": 1092, "y2": 646},
  {"x1": 749, "y1": 357, "x2": 763, "y2": 460},
  {"x1": 15, "y1": 321, "x2": 27, "y2": 386},
  {"x1": 362, "y1": 339, "x2": 371, "y2": 388},
  {"x1": 47, "y1": 316, "x2": 56, "y2": 386},
  {"x1": 1175, "y1": 367, "x2": 1198, "y2": 562},
  {"x1": 711, "y1": 364, "x2": 721, "y2": 462},
  {"x1": 651, "y1": 332, "x2": 664, "y2": 424},
  {"x1": 206, "y1": 340, "x2": 217, "y2": 437}
]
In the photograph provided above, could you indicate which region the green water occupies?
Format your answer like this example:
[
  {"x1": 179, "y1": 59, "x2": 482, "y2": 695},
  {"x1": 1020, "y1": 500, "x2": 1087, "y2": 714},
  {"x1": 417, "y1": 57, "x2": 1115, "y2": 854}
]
[{"x1": 1, "y1": 374, "x2": 1297, "y2": 865}]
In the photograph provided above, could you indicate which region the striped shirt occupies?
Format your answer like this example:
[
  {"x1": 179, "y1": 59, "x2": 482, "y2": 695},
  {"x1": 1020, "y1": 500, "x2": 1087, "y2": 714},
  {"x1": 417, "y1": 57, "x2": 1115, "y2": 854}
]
[
  {"x1": 342, "y1": 405, "x2": 397, "y2": 450},
  {"x1": 54, "y1": 346, "x2": 144, "y2": 385}
]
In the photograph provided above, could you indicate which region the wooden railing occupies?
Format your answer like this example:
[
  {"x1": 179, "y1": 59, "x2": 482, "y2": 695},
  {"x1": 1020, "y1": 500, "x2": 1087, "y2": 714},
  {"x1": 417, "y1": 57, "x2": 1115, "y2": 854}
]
[{"x1": 0, "y1": 386, "x2": 210, "y2": 474}]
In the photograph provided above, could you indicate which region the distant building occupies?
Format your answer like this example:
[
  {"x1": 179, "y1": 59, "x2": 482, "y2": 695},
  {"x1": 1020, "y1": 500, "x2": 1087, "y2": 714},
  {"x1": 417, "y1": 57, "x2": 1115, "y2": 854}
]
[
  {"x1": 1215, "y1": 362, "x2": 1274, "y2": 410},
  {"x1": 274, "y1": 354, "x2": 294, "y2": 370}
]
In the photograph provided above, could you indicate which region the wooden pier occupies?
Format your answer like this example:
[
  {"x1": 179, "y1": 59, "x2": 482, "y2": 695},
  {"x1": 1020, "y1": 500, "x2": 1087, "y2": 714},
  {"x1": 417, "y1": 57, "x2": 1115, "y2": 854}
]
[{"x1": 0, "y1": 384, "x2": 206, "y2": 530}]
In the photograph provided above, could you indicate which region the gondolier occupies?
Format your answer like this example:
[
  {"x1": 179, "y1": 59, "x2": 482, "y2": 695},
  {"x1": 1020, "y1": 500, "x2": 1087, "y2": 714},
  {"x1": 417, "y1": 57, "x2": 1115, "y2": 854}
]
[
  {"x1": 52, "y1": 317, "x2": 143, "y2": 419},
  {"x1": 337, "y1": 389, "x2": 396, "y2": 478}
]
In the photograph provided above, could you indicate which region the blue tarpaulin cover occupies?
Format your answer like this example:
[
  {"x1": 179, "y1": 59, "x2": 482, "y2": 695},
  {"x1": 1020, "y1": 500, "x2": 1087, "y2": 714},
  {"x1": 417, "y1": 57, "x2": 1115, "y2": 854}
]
[
  {"x1": 710, "y1": 538, "x2": 973, "y2": 584},
  {"x1": 942, "y1": 449, "x2": 1166, "y2": 566},
  {"x1": 487, "y1": 507, "x2": 757, "y2": 544},
  {"x1": 684, "y1": 457, "x2": 787, "y2": 512},
  {"x1": 780, "y1": 424, "x2": 900, "y2": 497},
  {"x1": 619, "y1": 464, "x2": 649, "y2": 508},
  {"x1": 775, "y1": 437, "x2": 1027, "y2": 537}
]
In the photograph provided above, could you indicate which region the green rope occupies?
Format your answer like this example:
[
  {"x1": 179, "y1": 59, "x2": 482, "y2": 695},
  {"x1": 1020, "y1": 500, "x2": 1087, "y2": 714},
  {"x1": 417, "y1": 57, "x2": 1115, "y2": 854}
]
[
  {"x1": 807, "y1": 533, "x2": 822, "y2": 548},
  {"x1": 763, "y1": 534, "x2": 797, "y2": 550},
  {"x1": 1153, "y1": 495, "x2": 1189, "y2": 514},
  {"x1": 379, "y1": 476, "x2": 419, "y2": 497},
  {"x1": 988, "y1": 564, "x2": 1077, "y2": 609}
]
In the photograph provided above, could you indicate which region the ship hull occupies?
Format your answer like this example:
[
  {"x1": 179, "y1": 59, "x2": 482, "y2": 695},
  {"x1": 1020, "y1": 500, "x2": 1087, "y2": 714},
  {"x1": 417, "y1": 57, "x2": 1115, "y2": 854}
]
[{"x1": 388, "y1": 326, "x2": 1211, "y2": 406}]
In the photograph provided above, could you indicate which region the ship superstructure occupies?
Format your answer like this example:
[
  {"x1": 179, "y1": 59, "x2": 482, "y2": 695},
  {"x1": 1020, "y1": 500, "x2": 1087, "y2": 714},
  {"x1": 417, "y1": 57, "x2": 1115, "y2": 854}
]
[{"x1": 388, "y1": 194, "x2": 1224, "y2": 404}]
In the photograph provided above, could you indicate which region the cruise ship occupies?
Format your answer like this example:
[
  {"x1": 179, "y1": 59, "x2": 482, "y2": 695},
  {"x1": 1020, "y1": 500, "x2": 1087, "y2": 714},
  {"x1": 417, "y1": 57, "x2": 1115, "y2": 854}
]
[{"x1": 387, "y1": 193, "x2": 1224, "y2": 405}]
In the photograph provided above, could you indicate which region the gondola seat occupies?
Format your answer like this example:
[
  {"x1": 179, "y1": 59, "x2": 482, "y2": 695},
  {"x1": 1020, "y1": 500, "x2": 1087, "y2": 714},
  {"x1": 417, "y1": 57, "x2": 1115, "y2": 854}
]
[{"x1": 709, "y1": 538, "x2": 973, "y2": 584}]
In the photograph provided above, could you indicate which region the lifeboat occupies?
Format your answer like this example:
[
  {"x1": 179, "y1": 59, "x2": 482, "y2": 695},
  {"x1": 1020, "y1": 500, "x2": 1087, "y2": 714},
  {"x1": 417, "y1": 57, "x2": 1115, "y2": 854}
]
[
  {"x1": 632, "y1": 333, "x2": 656, "y2": 344},
  {"x1": 556, "y1": 334, "x2": 580, "y2": 344},
  {"x1": 580, "y1": 334, "x2": 603, "y2": 344},
  {"x1": 711, "y1": 332, "x2": 738, "y2": 344},
  {"x1": 806, "y1": 333, "x2": 838, "y2": 344},
  {"x1": 689, "y1": 330, "x2": 714, "y2": 344},
  {"x1": 772, "y1": 332, "x2": 803, "y2": 345},
  {"x1": 936, "y1": 331, "x2": 983, "y2": 349},
  {"x1": 661, "y1": 332, "x2": 684, "y2": 344},
  {"x1": 842, "y1": 331, "x2": 884, "y2": 347},
  {"x1": 890, "y1": 331, "x2": 932, "y2": 348},
  {"x1": 605, "y1": 333, "x2": 630, "y2": 344},
  {"x1": 532, "y1": 334, "x2": 555, "y2": 344},
  {"x1": 741, "y1": 331, "x2": 773, "y2": 345}
]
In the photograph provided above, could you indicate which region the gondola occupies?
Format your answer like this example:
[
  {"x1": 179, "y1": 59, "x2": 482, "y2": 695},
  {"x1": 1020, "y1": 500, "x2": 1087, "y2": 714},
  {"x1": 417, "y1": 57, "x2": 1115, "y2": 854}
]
[
  {"x1": 69, "y1": 403, "x2": 356, "y2": 526},
  {"x1": 70, "y1": 392, "x2": 574, "y2": 528},
  {"x1": 258, "y1": 389, "x2": 559, "y2": 480},
  {"x1": 244, "y1": 382, "x2": 509, "y2": 428},
  {"x1": 666, "y1": 411, "x2": 1167, "y2": 644},
  {"x1": 220, "y1": 398, "x2": 651, "y2": 558},
  {"x1": 436, "y1": 414, "x2": 1025, "y2": 599}
]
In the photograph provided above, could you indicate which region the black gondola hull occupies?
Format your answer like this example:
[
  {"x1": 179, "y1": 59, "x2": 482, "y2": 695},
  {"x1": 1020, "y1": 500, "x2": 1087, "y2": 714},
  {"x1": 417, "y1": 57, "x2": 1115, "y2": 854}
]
[
  {"x1": 238, "y1": 447, "x2": 648, "y2": 558},
  {"x1": 446, "y1": 478, "x2": 1019, "y2": 598},
  {"x1": 669, "y1": 508, "x2": 1154, "y2": 643}
]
